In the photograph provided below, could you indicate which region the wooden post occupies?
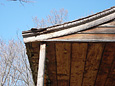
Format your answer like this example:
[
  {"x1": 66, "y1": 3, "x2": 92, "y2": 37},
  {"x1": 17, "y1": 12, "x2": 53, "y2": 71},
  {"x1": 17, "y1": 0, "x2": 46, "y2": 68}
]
[{"x1": 37, "y1": 43, "x2": 46, "y2": 86}]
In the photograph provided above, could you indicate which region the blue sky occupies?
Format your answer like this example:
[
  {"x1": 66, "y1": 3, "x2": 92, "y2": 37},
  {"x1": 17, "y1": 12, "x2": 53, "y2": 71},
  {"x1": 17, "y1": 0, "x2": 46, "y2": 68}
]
[{"x1": 0, "y1": 0, "x2": 115, "y2": 40}]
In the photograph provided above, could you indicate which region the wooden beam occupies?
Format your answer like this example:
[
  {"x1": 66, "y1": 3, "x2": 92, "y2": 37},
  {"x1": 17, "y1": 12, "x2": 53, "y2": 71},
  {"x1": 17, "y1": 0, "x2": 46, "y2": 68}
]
[
  {"x1": 23, "y1": 12, "x2": 115, "y2": 43},
  {"x1": 37, "y1": 43, "x2": 46, "y2": 86},
  {"x1": 78, "y1": 27, "x2": 115, "y2": 34},
  {"x1": 46, "y1": 34, "x2": 115, "y2": 42},
  {"x1": 22, "y1": 7, "x2": 115, "y2": 36}
]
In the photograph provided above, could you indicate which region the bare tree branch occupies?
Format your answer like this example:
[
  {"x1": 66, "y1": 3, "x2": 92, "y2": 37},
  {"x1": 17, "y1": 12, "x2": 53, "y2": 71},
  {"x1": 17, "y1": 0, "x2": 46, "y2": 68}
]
[
  {"x1": 33, "y1": 8, "x2": 68, "y2": 28},
  {"x1": 7, "y1": 0, "x2": 35, "y2": 3},
  {"x1": 0, "y1": 39, "x2": 35, "y2": 86},
  {"x1": 0, "y1": 8, "x2": 68, "y2": 86}
]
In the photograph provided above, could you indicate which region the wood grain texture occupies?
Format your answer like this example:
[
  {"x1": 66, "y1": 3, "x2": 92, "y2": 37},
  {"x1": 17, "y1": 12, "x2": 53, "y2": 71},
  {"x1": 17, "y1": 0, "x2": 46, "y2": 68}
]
[
  {"x1": 105, "y1": 57, "x2": 115, "y2": 86},
  {"x1": 95, "y1": 43, "x2": 115, "y2": 86},
  {"x1": 56, "y1": 43, "x2": 71, "y2": 86},
  {"x1": 58, "y1": 80, "x2": 68, "y2": 86},
  {"x1": 79, "y1": 27, "x2": 115, "y2": 34},
  {"x1": 37, "y1": 43, "x2": 46, "y2": 86},
  {"x1": 46, "y1": 42, "x2": 57, "y2": 86},
  {"x1": 82, "y1": 43, "x2": 104, "y2": 86},
  {"x1": 104, "y1": 43, "x2": 115, "y2": 86},
  {"x1": 70, "y1": 43, "x2": 87, "y2": 86},
  {"x1": 25, "y1": 42, "x2": 40, "y2": 85},
  {"x1": 23, "y1": 12, "x2": 115, "y2": 43},
  {"x1": 51, "y1": 34, "x2": 115, "y2": 40}
]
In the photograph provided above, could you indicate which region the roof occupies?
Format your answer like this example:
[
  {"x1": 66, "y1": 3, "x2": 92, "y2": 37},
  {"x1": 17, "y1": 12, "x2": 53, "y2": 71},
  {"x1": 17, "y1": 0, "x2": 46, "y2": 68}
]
[{"x1": 22, "y1": 6, "x2": 115, "y2": 43}]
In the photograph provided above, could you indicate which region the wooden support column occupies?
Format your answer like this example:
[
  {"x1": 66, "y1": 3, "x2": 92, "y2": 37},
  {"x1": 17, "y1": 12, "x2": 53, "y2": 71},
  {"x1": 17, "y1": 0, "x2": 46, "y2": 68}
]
[{"x1": 37, "y1": 43, "x2": 46, "y2": 86}]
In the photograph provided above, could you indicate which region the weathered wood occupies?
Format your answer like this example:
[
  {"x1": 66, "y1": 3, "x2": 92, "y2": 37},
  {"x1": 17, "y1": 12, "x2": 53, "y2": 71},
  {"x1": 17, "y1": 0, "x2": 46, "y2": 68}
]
[
  {"x1": 70, "y1": 43, "x2": 87, "y2": 86},
  {"x1": 105, "y1": 78, "x2": 113, "y2": 86},
  {"x1": 46, "y1": 34, "x2": 115, "y2": 42},
  {"x1": 58, "y1": 80, "x2": 68, "y2": 86},
  {"x1": 50, "y1": 34, "x2": 115, "y2": 40},
  {"x1": 105, "y1": 59, "x2": 115, "y2": 86},
  {"x1": 22, "y1": 7, "x2": 115, "y2": 35},
  {"x1": 79, "y1": 27, "x2": 115, "y2": 34},
  {"x1": 95, "y1": 43, "x2": 115, "y2": 86},
  {"x1": 37, "y1": 43, "x2": 46, "y2": 86},
  {"x1": 104, "y1": 43, "x2": 115, "y2": 86},
  {"x1": 23, "y1": 12, "x2": 115, "y2": 43},
  {"x1": 100, "y1": 20, "x2": 115, "y2": 26},
  {"x1": 82, "y1": 43, "x2": 104, "y2": 86},
  {"x1": 46, "y1": 42, "x2": 57, "y2": 86},
  {"x1": 25, "y1": 42, "x2": 40, "y2": 85},
  {"x1": 98, "y1": 21, "x2": 115, "y2": 28},
  {"x1": 56, "y1": 43, "x2": 71, "y2": 86}
]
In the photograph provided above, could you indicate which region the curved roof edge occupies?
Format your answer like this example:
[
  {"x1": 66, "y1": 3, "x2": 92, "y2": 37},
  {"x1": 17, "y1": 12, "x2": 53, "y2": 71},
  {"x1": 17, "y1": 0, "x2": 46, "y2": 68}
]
[{"x1": 22, "y1": 6, "x2": 115, "y2": 43}]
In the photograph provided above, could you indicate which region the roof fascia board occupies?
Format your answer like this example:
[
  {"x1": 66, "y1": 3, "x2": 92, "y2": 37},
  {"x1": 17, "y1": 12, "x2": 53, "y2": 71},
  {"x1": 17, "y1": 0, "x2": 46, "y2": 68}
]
[
  {"x1": 22, "y1": 7, "x2": 115, "y2": 35},
  {"x1": 23, "y1": 12, "x2": 115, "y2": 43},
  {"x1": 44, "y1": 39, "x2": 115, "y2": 42}
]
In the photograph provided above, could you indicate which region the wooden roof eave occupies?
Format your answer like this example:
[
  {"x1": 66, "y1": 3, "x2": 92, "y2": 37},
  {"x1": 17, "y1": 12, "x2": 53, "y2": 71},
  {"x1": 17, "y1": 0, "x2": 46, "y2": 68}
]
[
  {"x1": 44, "y1": 38, "x2": 115, "y2": 42},
  {"x1": 22, "y1": 6, "x2": 115, "y2": 35},
  {"x1": 23, "y1": 12, "x2": 115, "y2": 43}
]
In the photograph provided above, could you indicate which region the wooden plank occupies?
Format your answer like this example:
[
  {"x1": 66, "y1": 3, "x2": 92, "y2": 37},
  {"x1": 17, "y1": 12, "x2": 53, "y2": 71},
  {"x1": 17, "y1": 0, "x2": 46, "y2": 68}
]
[
  {"x1": 37, "y1": 43, "x2": 46, "y2": 86},
  {"x1": 82, "y1": 43, "x2": 104, "y2": 86},
  {"x1": 46, "y1": 34, "x2": 115, "y2": 42},
  {"x1": 23, "y1": 12, "x2": 115, "y2": 43},
  {"x1": 56, "y1": 43, "x2": 71, "y2": 86},
  {"x1": 46, "y1": 42, "x2": 57, "y2": 86},
  {"x1": 58, "y1": 80, "x2": 68, "y2": 86},
  {"x1": 95, "y1": 43, "x2": 115, "y2": 86},
  {"x1": 26, "y1": 42, "x2": 40, "y2": 85},
  {"x1": 79, "y1": 27, "x2": 115, "y2": 34},
  {"x1": 105, "y1": 58, "x2": 115, "y2": 86},
  {"x1": 51, "y1": 34, "x2": 115, "y2": 40},
  {"x1": 105, "y1": 78, "x2": 113, "y2": 86},
  {"x1": 104, "y1": 43, "x2": 115, "y2": 86},
  {"x1": 70, "y1": 43, "x2": 87, "y2": 86}
]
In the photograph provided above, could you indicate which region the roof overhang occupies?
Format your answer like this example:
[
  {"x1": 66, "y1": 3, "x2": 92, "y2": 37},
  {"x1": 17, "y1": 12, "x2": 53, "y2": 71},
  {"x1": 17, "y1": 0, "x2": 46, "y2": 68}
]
[{"x1": 22, "y1": 6, "x2": 115, "y2": 43}]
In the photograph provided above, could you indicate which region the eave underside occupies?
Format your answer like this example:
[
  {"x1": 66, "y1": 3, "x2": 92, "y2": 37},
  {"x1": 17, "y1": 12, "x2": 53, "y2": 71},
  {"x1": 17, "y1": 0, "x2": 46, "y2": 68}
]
[
  {"x1": 26, "y1": 42, "x2": 115, "y2": 86},
  {"x1": 23, "y1": 7, "x2": 115, "y2": 86}
]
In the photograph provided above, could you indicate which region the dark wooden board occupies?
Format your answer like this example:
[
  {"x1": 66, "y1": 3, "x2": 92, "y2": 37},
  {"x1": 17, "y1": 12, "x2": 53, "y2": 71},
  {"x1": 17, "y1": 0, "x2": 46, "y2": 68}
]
[
  {"x1": 56, "y1": 43, "x2": 71, "y2": 86},
  {"x1": 26, "y1": 42, "x2": 40, "y2": 85},
  {"x1": 104, "y1": 43, "x2": 115, "y2": 86},
  {"x1": 95, "y1": 43, "x2": 115, "y2": 86},
  {"x1": 82, "y1": 43, "x2": 104, "y2": 86},
  {"x1": 46, "y1": 42, "x2": 57, "y2": 86},
  {"x1": 70, "y1": 43, "x2": 87, "y2": 86}
]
